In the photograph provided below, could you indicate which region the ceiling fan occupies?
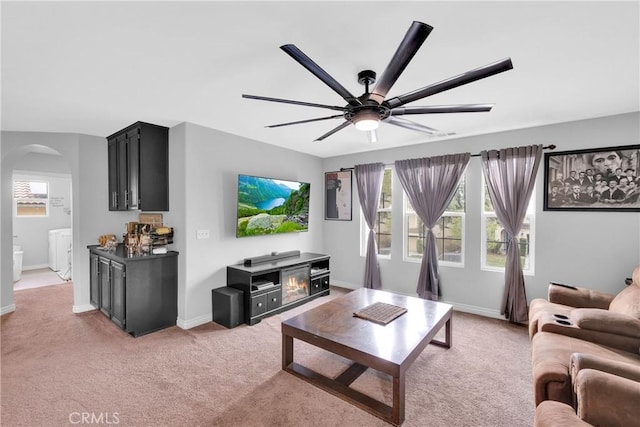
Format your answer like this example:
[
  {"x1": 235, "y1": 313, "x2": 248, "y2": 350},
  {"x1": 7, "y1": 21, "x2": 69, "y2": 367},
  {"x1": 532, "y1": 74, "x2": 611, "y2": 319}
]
[{"x1": 243, "y1": 21, "x2": 513, "y2": 142}]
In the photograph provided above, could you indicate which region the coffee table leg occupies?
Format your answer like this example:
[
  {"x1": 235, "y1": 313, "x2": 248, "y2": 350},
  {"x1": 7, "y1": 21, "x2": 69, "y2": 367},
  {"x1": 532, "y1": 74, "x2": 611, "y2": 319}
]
[
  {"x1": 282, "y1": 333, "x2": 293, "y2": 369},
  {"x1": 430, "y1": 314, "x2": 453, "y2": 348},
  {"x1": 392, "y1": 373, "x2": 406, "y2": 425}
]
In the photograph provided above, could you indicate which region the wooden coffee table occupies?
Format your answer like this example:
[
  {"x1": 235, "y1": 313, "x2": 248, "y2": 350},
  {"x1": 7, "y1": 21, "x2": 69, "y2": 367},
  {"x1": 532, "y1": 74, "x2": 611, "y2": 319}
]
[{"x1": 281, "y1": 288, "x2": 452, "y2": 426}]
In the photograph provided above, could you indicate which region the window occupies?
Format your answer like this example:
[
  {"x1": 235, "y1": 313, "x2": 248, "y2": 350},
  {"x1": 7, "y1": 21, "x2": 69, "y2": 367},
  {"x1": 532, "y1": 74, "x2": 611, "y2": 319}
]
[
  {"x1": 404, "y1": 177, "x2": 465, "y2": 265},
  {"x1": 13, "y1": 180, "x2": 49, "y2": 217},
  {"x1": 481, "y1": 181, "x2": 535, "y2": 274},
  {"x1": 361, "y1": 167, "x2": 392, "y2": 256}
]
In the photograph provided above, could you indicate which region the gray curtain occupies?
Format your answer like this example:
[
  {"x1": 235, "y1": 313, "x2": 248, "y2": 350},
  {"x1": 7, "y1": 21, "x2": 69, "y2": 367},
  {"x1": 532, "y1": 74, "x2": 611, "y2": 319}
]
[
  {"x1": 395, "y1": 154, "x2": 470, "y2": 300},
  {"x1": 354, "y1": 163, "x2": 385, "y2": 289},
  {"x1": 480, "y1": 145, "x2": 542, "y2": 323}
]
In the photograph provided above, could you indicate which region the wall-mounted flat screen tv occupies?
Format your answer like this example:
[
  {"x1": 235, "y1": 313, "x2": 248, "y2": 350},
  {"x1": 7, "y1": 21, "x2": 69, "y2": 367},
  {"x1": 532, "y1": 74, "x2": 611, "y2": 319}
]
[{"x1": 236, "y1": 174, "x2": 310, "y2": 237}]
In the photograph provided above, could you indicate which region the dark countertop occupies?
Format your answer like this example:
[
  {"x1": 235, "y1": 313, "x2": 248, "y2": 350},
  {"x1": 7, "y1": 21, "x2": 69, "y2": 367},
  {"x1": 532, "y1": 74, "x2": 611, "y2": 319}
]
[{"x1": 88, "y1": 244, "x2": 178, "y2": 262}]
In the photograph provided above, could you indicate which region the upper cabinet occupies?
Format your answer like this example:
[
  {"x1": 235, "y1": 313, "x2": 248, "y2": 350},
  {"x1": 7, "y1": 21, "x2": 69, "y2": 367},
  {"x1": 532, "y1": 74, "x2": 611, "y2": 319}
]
[{"x1": 107, "y1": 122, "x2": 169, "y2": 211}]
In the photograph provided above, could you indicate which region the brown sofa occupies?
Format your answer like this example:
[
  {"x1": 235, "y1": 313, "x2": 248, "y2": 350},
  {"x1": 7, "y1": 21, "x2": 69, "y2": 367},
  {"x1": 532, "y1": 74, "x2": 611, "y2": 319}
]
[
  {"x1": 528, "y1": 268, "x2": 640, "y2": 353},
  {"x1": 535, "y1": 353, "x2": 640, "y2": 427},
  {"x1": 531, "y1": 331, "x2": 640, "y2": 405},
  {"x1": 530, "y1": 266, "x2": 640, "y2": 426}
]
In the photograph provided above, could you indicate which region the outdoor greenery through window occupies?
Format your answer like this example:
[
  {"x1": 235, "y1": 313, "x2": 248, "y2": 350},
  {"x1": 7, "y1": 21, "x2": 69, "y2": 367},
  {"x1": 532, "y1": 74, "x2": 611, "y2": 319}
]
[
  {"x1": 13, "y1": 180, "x2": 49, "y2": 217},
  {"x1": 481, "y1": 181, "x2": 535, "y2": 273},
  {"x1": 404, "y1": 177, "x2": 465, "y2": 265},
  {"x1": 375, "y1": 168, "x2": 392, "y2": 256}
]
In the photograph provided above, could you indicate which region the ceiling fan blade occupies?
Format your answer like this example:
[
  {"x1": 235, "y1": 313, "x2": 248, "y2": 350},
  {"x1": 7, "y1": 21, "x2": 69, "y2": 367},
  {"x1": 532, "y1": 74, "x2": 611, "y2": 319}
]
[
  {"x1": 391, "y1": 103, "x2": 494, "y2": 115},
  {"x1": 385, "y1": 58, "x2": 514, "y2": 109},
  {"x1": 384, "y1": 116, "x2": 439, "y2": 134},
  {"x1": 243, "y1": 94, "x2": 347, "y2": 112},
  {"x1": 281, "y1": 44, "x2": 361, "y2": 106},
  {"x1": 314, "y1": 121, "x2": 351, "y2": 141},
  {"x1": 265, "y1": 115, "x2": 344, "y2": 128},
  {"x1": 369, "y1": 21, "x2": 433, "y2": 105}
]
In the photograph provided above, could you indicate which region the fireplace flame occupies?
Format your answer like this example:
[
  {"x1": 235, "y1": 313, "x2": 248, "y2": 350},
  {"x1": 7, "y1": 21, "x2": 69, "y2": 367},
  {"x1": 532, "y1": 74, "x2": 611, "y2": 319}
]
[{"x1": 282, "y1": 271, "x2": 309, "y2": 304}]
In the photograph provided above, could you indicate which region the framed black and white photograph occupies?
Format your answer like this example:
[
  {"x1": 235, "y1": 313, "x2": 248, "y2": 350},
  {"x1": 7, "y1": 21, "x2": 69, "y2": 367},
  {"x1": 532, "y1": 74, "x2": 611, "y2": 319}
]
[
  {"x1": 324, "y1": 170, "x2": 352, "y2": 220},
  {"x1": 544, "y1": 144, "x2": 640, "y2": 212}
]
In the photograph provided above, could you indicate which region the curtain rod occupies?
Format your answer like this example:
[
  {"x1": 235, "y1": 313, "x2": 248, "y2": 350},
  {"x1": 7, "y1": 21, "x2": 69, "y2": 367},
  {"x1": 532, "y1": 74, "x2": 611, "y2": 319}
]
[{"x1": 339, "y1": 144, "x2": 556, "y2": 171}]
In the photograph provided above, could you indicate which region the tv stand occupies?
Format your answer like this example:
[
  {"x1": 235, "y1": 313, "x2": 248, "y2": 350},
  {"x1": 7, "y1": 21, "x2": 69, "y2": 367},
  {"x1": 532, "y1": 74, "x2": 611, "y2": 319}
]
[{"x1": 227, "y1": 252, "x2": 330, "y2": 325}]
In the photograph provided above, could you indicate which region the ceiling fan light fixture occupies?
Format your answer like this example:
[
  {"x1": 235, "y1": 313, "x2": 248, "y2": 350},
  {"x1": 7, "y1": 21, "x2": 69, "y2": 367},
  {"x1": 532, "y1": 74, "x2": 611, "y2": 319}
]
[{"x1": 353, "y1": 110, "x2": 380, "y2": 131}]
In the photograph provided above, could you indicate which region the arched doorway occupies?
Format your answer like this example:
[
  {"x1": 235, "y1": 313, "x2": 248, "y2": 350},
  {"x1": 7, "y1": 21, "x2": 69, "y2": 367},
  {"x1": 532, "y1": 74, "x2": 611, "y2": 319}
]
[
  {"x1": 12, "y1": 150, "x2": 72, "y2": 290},
  {"x1": 2, "y1": 143, "x2": 74, "y2": 312}
]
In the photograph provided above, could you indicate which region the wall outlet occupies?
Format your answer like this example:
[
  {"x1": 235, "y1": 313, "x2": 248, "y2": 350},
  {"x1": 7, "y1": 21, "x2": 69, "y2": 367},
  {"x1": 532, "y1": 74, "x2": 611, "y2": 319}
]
[{"x1": 196, "y1": 229, "x2": 210, "y2": 240}]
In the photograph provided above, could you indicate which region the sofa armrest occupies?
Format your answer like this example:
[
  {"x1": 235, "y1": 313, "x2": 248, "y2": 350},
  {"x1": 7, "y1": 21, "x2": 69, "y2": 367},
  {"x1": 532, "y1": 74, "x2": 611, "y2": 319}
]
[
  {"x1": 570, "y1": 353, "x2": 640, "y2": 391},
  {"x1": 575, "y1": 369, "x2": 640, "y2": 427},
  {"x1": 548, "y1": 283, "x2": 614, "y2": 309},
  {"x1": 534, "y1": 401, "x2": 590, "y2": 427},
  {"x1": 571, "y1": 308, "x2": 640, "y2": 339}
]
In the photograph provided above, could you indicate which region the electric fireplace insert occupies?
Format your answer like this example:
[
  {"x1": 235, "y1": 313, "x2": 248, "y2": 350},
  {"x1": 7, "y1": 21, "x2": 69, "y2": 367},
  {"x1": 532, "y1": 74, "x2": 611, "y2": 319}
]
[{"x1": 281, "y1": 265, "x2": 310, "y2": 305}]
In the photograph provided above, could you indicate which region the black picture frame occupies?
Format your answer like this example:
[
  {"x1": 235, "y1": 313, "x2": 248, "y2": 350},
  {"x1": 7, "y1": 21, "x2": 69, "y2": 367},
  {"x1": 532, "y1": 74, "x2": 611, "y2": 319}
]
[
  {"x1": 543, "y1": 144, "x2": 640, "y2": 212},
  {"x1": 324, "y1": 170, "x2": 352, "y2": 220}
]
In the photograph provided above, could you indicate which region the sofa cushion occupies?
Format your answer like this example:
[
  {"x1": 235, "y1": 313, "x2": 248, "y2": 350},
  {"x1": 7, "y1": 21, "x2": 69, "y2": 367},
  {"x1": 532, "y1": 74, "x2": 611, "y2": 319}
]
[
  {"x1": 572, "y1": 308, "x2": 640, "y2": 338},
  {"x1": 608, "y1": 285, "x2": 640, "y2": 319}
]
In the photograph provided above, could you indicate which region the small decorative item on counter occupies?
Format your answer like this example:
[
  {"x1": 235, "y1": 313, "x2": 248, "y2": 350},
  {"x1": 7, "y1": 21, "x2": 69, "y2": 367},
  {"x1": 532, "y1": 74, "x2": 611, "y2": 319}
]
[
  {"x1": 125, "y1": 234, "x2": 139, "y2": 256},
  {"x1": 139, "y1": 234, "x2": 152, "y2": 254},
  {"x1": 98, "y1": 234, "x2": 118, "y2": 251},
  {"x1": 122, "y1": 220, "x2": 174, "y2": 256}
]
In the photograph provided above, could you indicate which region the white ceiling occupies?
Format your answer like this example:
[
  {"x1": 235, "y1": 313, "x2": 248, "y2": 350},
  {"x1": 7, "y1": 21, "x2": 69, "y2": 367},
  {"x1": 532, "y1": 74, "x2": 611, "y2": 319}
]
[{"x1": 2, "y1": 1, "x2": 639, "y2": 158}]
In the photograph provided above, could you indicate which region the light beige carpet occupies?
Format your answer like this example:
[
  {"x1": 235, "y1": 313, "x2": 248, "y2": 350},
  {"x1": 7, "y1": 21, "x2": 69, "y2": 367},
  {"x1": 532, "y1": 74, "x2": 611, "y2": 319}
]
[{"x1": 1, "y1": 283, "x2": 534, "y2": 426}]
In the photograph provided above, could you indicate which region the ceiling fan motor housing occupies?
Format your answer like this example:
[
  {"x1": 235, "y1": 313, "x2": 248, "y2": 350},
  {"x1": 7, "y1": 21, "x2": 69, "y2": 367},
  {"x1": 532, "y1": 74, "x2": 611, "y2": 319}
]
[{"x1": 345, "y1": 104, "x2": 389, "y2": 124}]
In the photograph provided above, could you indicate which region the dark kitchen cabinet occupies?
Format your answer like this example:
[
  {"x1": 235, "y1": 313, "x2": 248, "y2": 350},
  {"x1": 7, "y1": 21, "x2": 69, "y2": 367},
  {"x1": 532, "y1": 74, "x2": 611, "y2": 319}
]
[
  {"x1": 110, "y1": 260, "x2": 126, "y2": 329},
  {"x1": 99, "y1": 257, "x2": 111, "y2": 316},
  {"x1": 88, "y1": 245, "x2": 178, "y2": 336},
  {"x1": 107, "y1": 121, "x2": 169, "y2": 211},
  {"x1": 97, "y1": 257, "x2": 125, "y2": 324}
]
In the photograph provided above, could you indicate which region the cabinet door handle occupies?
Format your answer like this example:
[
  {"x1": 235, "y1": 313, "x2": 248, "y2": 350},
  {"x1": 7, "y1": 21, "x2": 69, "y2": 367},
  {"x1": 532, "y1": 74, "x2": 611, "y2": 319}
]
[
  {"x1": 271, "y1": 298, "x2": 277, "y2": 302},
  {"x1": 257, "y1": 302, "x2": 262, "y2": 308}
]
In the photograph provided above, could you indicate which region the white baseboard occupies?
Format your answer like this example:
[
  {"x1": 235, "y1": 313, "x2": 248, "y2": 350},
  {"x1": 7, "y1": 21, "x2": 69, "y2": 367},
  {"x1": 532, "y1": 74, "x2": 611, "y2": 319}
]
[
  {"x1": 1, "y1": 304, "x2": 16, "y2": 316},
  {"x1": 73, "y1": 304, "x2": 96, "y2": 314},
  {"x1": 329, "y1": 279, "x2": 359, "y2": 290},
  {"x1": 442, "y1": 300, "x2": 504, "y2": 320},
  {"x1": 177, "y1": 313, "x2": 211, "y2": 330},
  {"x1": 329, "y1": 280, "x2": 504, "y2": 320}
]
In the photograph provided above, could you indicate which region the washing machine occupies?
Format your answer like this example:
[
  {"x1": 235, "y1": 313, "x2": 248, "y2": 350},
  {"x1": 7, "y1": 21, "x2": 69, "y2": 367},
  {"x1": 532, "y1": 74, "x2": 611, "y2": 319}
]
[{"x1": 49, "y1": 228, "x2": 72, "y2": 272}]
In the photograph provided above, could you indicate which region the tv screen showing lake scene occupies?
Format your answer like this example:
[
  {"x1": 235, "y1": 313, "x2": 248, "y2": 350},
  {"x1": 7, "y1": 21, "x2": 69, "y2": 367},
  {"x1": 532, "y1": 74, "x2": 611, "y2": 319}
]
[{"x1": 236, "y1": 174, "x2": 310, "y2": 237}]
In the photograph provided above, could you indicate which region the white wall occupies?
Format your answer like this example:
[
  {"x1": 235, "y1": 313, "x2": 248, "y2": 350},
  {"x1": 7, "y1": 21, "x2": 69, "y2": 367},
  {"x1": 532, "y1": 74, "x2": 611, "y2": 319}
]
[
  {"x1": 170, "y1": 122, "x2": 325, "y2": 328},
  {"x1": 13, "y1": 167, "x2": 72, "y2": 269},
  {"x1": 322, "y1": 112, "x2": 640, "y2": 318}
]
